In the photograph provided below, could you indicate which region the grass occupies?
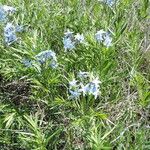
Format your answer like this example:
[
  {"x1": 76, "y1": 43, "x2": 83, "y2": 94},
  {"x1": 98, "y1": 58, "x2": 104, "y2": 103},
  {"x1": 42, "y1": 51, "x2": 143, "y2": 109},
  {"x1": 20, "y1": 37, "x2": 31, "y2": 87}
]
[{"x1": 0, "y1": 0, "x2": 150, "y2": 149}]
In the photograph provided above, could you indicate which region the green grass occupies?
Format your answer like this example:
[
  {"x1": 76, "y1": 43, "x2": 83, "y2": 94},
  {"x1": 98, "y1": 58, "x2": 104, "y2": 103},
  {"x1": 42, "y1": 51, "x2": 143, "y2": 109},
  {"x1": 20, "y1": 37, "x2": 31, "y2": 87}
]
[{"x1": 0, "y1": 0, "x2": 150, "y2": 149}]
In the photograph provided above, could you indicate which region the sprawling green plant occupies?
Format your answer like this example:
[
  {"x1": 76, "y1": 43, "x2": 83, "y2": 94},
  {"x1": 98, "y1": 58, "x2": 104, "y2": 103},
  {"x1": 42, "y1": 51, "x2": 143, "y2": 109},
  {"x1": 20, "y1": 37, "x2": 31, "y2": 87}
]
[{"x1": 0, "y1": 0, "x2": 149, "y2": 149}]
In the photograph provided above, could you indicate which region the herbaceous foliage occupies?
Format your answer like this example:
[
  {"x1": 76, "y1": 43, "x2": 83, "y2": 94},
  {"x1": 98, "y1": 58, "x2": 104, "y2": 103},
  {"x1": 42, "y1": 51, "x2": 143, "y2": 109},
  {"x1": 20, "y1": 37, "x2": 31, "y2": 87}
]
[{"x1": 0, "y1": 0, "x2": 150, "y2": 150}]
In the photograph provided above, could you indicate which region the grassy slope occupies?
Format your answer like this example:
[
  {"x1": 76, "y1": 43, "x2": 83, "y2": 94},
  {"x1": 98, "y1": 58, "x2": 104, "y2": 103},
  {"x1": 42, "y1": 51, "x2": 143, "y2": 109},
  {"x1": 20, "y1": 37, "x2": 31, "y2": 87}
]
[{"x1": 0, "y1": 0, "x2": 150, "y2": 149}]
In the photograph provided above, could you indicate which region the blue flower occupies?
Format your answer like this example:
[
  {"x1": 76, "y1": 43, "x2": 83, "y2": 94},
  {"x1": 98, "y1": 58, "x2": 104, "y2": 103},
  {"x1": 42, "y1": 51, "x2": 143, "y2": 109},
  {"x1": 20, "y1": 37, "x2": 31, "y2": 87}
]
[
  {"x1": 87, "y1": 83, "x2": 97, "y2": 93},
  {"x1": 83, "y1": 83, "x2": 99, "y2": 99},
  {"x1": 4, "y1": 23, "x2": 15, "y2": 34},
  {"x1": 78, "y1": 71, "x2": 89, "y2": 78},
  {"x1": 95, "y1": 30, "x2": 106, "y2": 42},
  {"x1": 5, "y1": 34, "x2": 17, "y2": 45},
  {"x1": 63, "y1": 30, "x2": 87, "y2": 51},
  {"x1": 98, "y1": 0, "x2": 114, "y2": 7},
  {"x1": 50, "y1": 60, "x2": 58, "y2": 68},
  {"x1": 69, "y1": 79, "x2": 78, "y2": 88},
  {"x1": 106, "y1": 0, "x2": 114, "y2": 6},
  {"x1": 15, "y1": 25, "x2": 24, "y2": 32},
  {"x1": 36, "y1": 50, "x2": 55, "y2": 62},
  {"x1": 63, "y1": 37, "x2": 75, "y2": 51},
  {"x1": 64, "y1": 29, "x2": 74, "y2": 38},
  {"x1": 95, "y1": 30, "x2": 112, "y2": 47},
  {"x1": 23, "y1": 59, "x2": 32, "y2": 67},
  {"x1": 103, "y1": 33, "x2": 112, "y2": 47},
  {"x1": 69, "y1": 79, "x2": 81, "y2": 99},
  {"x1": 74, "y1": 33, "x2": 85, "y2": 43},
  {"x1": 79, "y1": 77, "x2": 101, "y2": 99},
  {"x1": 48, "y1": 51, "x2": 57, "y2": 61},
  {"x1": 68, "y1": 74, "x2": 101, "y2": 99},
  {"x1": 79, "y1": 82, "x2": 98, "y2": 98},
  {"x1": 35, "y1": 50, "x2": 58, "y2": 68},
  {"x1": 88, "y1": 77, "x2": 101, "y2": 98},
  {"x1": 0, "y1": 7, "x2": 6, "y2": 21},
  {"x1": 2, "y1": 5, "x2": 16, "y2": 14},
  {"x1": 79, "y1": 83, "x2": 89, "y2": 96},
  {"x1": 4, "y1": 23, "x2": 17, "y2": 45},
  {"x1": 69, "y1": 90, "x2": 81, "y2": 99},
  {"x1": 0, "y1": 5, "x2": 16, "y2": 22}
]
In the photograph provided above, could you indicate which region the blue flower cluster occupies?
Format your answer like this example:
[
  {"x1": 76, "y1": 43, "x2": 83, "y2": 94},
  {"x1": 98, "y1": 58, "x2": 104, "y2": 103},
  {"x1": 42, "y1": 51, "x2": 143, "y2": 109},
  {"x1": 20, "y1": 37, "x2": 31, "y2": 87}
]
[
  {"x1": 0, "y1": 5, "x2": 16, "y2": 22},
  {"x1": 63, "y1": 29, "x2": 112, "y2": 51},
  {"x1": 4, "y1": 23, "x2": 17, "y2": 45},
  {"x1": 1, "y1": 5, "x2": 111, "y2": 101},
  {"x1": 69, "y1": 72, "x2": 101, "y2": 99},
  {"x1": 35, "y1": 50, "x2": 58, "y2": 68},
  {"x1": 95, "y1": 30, "x2": 112, "y2": 47},
  {"x1": 0, "y1": 5, "x2": 23, "y2": 45},
  {"x1": 23, "y1": 50, "x2": 58, "y2": 69},
  {"x1": 63, "y1": 29, "x2": 85, "y2": 51}
]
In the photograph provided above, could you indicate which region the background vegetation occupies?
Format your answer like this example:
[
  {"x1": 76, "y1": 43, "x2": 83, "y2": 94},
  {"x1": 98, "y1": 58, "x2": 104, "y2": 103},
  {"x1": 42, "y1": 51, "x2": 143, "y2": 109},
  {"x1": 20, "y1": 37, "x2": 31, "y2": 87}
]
[{"x1": 0, "y1": 0, "x2": 150, "y2": 149}]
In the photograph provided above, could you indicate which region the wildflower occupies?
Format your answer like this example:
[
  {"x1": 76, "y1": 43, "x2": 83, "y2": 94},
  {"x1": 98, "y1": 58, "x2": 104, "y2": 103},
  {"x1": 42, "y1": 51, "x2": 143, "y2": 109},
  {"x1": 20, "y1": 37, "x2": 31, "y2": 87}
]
[
  {"x1": 69, "y1": 90, "x2": 81, "y2": 99},
  {"x1": 87, "y1": 82, "x2": 97, "y2": 93},
  {"x1": 4, "y1": 23, "x2": 17, "y2": 45},
  {"x1": 79, "y1": 83, "x2": 89, "y2": 96},
  {"x1": 98, "y1": 0, "x2": 114, "y2": 7},
  {"x1": 69, "y1": 78, "x2": 80, "y2": 99},
  {"x1": 74, "y1": 33, "x2": 85, "y2": 43},
  {"x1": 69, "y1": 79, "x2": 78, "y2": 88},
  {"x1": 4, "y1": 23, "x2": 15, "y2": 33},
  {"x1": 4, "y1": 34, "x2": 17, "y2": 45},
  {"x1": 23, "y1": 59, "x2": 32, "y2": 67},
  {"x1": 106, "y1": 0, "x2": 114, "y2": 6},
  {"x1": 35, "y1": 54, "x2": 45, "y2": 64},
  {"x1": 50, "y1": 60, "x2": 58, "y2": 68},
  {"x1": 95, "y1": 30, "x2": 112, "y2": 47},
  {"x1": 87, "y1": 77, "x2": 101, "y2": 99},
  {"x1": 95, "y1": 30, "x2": 106, "y2": 42},
  {"x1": 2, "y1": 5, "x2": 16, "y2": 14},
  {"x1": 0, "y1": 7, "x2": 6, "y2": 21},
  {"x1": 91, "y1": 77, "x2": 101, "y2": 87},
  {"x1": 79, "y1": 77, "x2": 101, "y2": 99},
  {"x1": 78, "y1": 71, "x2": 90, "y2": 78},
  {"x1": 63, "y1": 30, "x2": 87, "y2": 51},
  {"x1": 103, "y1": 33, "x2": 112, "y2": 47},
  {"x1": 48, "y1": 50, "x2": 57, "y2": 61},
  {"x1": 35, "y1": 50, "x2": 58, "y2": 68},
  {"x1": 36, "y1": 50, "x2": 55, "y2": 63},
  {"x1": 0, "y1": 5, "x2": 16, "y2": 22},
  {"x1": 68, "y1": 74, "x2": 101, "y2": 100},
  {"x1": 63, "y1": 37, "x2": 75, "y2": 51},
  {"x1": 64, "y1": 29, "x2": 73, "y2": 38},
  {"x1": 15, "y1": 25, "x2": 24, "y2": 32},
  {"x1": 85, "y1": 83, "x2": 99, "y2": 99}
]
